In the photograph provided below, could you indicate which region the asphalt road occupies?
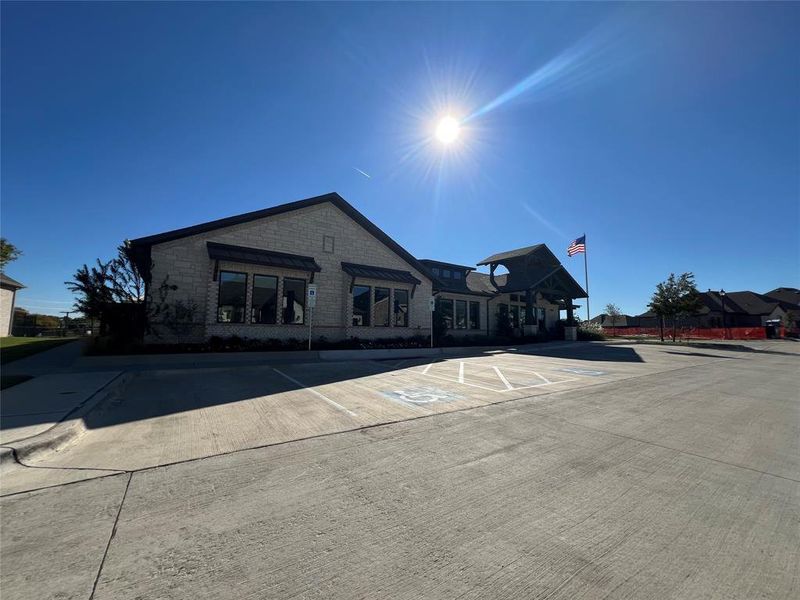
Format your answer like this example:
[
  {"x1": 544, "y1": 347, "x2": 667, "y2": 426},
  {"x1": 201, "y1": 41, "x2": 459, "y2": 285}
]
[{"x1": 1, "y1": 343, "x2": 798, "y2": 599}]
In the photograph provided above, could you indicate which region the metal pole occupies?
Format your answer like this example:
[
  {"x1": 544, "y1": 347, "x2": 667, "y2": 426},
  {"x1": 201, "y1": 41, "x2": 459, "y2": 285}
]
[
  {"x1": 308, "y1": 306, "x2": 313, "y2": 350},
  {"x1": 583, "y1": 235, "x2": 590, "y2": 321}
]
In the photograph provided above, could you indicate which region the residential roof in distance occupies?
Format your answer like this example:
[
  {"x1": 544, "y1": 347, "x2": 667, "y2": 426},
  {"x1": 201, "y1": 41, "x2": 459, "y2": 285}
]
[
  {"x1": 763, "y1": 287, "x2": 800, "y2": 309},
  {"x1": 0, "y1": 273, "x2": 25, "y2": 290}
]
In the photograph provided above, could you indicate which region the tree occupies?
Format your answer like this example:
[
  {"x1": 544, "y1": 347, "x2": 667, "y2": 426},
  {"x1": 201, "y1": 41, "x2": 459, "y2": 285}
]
[
  {"x1": 65, "y1": 241, "x2": 144, "y2": 319},
  {"x1": 648, "y1": 272, "x2": 703, "y2": 342},
  {"x1": 604, "y1": 303, "x2": 622, "y2": 336},
  {"x1": 0, "y1": 238, "x2": 22, "y2": 272}
]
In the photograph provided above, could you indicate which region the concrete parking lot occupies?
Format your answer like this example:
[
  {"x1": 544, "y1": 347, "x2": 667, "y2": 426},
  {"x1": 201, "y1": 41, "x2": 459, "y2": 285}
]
[{"x1": 1, "y1": 341, "x2": 798, "y2": 599}]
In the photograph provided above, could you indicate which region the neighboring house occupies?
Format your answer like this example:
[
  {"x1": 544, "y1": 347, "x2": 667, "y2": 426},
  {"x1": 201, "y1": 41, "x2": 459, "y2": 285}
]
[
  {"x1": 128, "y1": 193, "x2": 587, "y2": 343},
  {"x1": 0, "y1": 273, "x2": 25, "y2": 337},
  {"x1": 633, "y1": 289, "x2": 795, "y2": 329},
  {"x1": 589, "y1": 314, "x2": 634, "y2": 328}
]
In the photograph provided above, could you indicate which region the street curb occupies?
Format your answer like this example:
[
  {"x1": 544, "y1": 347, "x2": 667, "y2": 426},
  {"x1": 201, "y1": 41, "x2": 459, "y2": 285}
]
[
  {"x1": 0, "y1": 372, "x2": 133, "y2": 467},
  {"x1": 604, "y1": 338, "x2": 758, "y2": 353}
]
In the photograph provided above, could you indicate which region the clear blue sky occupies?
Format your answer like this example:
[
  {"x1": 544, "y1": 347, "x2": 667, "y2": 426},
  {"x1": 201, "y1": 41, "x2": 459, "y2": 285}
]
[{"x1": 2, "y1": 1, "x2": 798, "y2": 317}]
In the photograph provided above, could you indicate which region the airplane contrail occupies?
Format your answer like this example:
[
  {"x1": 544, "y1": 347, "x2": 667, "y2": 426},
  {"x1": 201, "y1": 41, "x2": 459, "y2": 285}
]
[{"x1": 353, "y1": 167, "x2": 371, "y2": 179}]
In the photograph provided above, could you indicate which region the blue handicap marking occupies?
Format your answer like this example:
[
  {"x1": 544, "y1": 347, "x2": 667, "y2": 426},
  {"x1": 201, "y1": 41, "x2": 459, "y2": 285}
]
[
  {"x1": 559, "y1": 367, "x2": 606, "y2": 377},
  {"x1": 381, "y1": 386, "x2": 463, "y2": 405}
]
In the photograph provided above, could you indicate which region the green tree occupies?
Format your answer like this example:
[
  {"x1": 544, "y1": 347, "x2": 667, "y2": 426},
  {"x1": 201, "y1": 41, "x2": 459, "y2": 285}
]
[
  {"x1": 0, "y1": 238, "x2": 22, "y2": 272},
  {"x1": 65, "y1": 241, "x2": 144, "y2": 318},
  {"x1": 648, "y1": 272, "x2": 702, "y2": 342},
  {"x1": 604, "y1": 303, "x2": 622, "y2": 336}
]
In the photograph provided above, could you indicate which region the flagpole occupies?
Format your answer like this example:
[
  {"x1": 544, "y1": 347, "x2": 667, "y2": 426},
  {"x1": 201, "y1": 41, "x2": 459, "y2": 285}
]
[{"x1": 583, "y1": 234, "x2": 590, "y2": 321}]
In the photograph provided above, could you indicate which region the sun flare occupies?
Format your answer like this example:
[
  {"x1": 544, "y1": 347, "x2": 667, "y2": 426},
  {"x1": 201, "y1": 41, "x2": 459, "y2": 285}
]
[{"x1": 435, "y1": 116, "x2": 461, "y2": 144}]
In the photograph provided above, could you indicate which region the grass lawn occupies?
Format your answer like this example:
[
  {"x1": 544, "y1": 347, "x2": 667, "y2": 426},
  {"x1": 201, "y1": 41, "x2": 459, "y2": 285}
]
[{"x1": 0, "y1": 337, "x2": 77, "y2": 365}]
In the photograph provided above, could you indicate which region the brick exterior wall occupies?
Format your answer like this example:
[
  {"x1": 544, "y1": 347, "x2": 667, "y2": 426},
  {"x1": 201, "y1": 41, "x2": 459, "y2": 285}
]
[
  {"x1": 0, "y1": 287, "x2": 16, "y2": 337},
  {"x1": 146, "y1": 202, "x2": 433, "y2": 343}
]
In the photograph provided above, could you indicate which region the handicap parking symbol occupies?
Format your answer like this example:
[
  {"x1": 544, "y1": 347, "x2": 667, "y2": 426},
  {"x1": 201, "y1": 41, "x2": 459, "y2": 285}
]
[{"x1": 381, "y1": 386, "x2": 463, "y2": 405}]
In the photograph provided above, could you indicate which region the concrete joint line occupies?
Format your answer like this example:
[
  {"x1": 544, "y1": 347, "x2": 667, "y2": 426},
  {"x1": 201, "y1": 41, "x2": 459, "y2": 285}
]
[
  {"x1": 89, "y1": 471, "x2": 133, "y2": 600},
  {"x1": 272, "y1": 367, "x2": 358, "y2": 417}
]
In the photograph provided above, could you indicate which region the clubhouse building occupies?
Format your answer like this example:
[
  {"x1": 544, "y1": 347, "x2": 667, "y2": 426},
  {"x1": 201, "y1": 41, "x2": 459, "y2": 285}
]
[{"x1": 129, "y1": 193, "x2": 587, "y2": 343}]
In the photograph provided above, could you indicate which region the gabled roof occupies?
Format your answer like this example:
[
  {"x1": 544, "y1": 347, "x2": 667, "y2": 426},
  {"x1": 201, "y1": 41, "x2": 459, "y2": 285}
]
[
  {"x1": 207, "y1": 242, "x2": 321, "y2": 273},
  {"x1": 129, "y1": 193, "x2": 432, "y2": 282},
  {"x1": 763, "y1": 287, "x2": 800, "y2": 309},
  {"x1": 477, "y1": 244, "x2": 544, "y2": 265},
  {"x1": 0, "y1": 273, "x2": 25, "y2": 290}
]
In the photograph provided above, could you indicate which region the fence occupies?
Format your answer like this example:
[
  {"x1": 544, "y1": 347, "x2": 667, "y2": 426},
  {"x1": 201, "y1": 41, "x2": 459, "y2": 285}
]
[{"x1": 602, "y1": 326, "x2": 785, "y2": 341}]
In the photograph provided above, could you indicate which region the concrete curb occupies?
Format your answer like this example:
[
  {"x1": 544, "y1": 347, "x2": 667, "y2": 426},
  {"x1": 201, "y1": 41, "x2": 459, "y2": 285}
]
[
  {"x1": 72, "y1": 340, "x2": 586, "y2": 369},
  {"x1": 0, "y1": 372, "x2": 133, "y2": 467},
  {"x1": 605, "y1": 339, "x2": 759, "y2": 353}
]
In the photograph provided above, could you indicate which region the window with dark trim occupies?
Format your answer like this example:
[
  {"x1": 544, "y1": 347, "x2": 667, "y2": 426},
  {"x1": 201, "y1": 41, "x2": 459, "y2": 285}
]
[
  {"x1": 455, "y1": 300, "x2": 467, "y2": 329},
  {"x1": 469, "y1": 301, "x2": 480, "y2": 330},
  {"x1": 217, "y1": 271, "x2": 247, "y2": 323},
  {"x1": 394, "y1": 289, "x2": 409, "y2": 327},
  {"x1": 453, "y1": 271, "x2": 462, "y2": 280},
  {"x1": 437, "y1": 297, "x2": 453, "y2": 329},
  {"x1": 374, "y1": 287, "x2": 390, "y2": 327},
  {"x1": 352, "y1": 285, "x2": 371, "y2": 326},
  {"x1": 282, "y1": 278, "x2": 306, "y2": 324},
  {"x1": 442, "y1": 269, "x2": 451, "y2": 278},
  {"x1": 251, "y1": 274, "x2": 278, "y2": 324},
  {"x1": 432, "y1": 267, "x2": 440, "y2": 276}
]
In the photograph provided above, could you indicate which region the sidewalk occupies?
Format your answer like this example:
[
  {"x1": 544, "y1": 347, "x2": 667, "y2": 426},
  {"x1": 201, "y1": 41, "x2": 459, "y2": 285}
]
[{"x1": 2, "y1": 339, "x2": 88, "y2": 377}]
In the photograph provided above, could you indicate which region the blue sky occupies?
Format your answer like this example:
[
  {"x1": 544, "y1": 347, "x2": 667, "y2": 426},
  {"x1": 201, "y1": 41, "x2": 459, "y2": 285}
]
[{"x1": 2, "y1": 1, "x2": 798, "y2": 317}]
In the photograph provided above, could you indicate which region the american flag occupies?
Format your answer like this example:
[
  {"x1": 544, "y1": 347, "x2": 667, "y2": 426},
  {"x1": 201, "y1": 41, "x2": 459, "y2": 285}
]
[{"x1": 567, "y1": 235, "x2": 586, "y2": 257}]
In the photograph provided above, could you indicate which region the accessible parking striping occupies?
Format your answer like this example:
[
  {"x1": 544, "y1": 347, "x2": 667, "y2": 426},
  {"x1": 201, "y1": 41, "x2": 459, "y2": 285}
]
[{"x1": 414, "y1": 359, "x2": 577, "y2": 393}]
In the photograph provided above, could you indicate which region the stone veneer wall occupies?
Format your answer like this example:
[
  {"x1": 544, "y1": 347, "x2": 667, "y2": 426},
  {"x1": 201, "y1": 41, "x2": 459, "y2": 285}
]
[{"x1": 146, "y1": 202, "x2": 432, "y2": 343}]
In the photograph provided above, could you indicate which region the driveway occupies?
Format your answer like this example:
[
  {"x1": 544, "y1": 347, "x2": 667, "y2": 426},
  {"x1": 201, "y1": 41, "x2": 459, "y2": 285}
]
[{"x1": 1, "y1": 342, "x2": 798, "y2": 599}]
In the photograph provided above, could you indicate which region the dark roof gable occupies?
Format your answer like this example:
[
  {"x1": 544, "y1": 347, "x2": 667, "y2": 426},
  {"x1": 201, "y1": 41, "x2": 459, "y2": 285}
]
[
  {"x1": 129, "y1": 193, "x2": 432, "y2": 282},
  {"x1": 0, "y1": 273, "x2": 25, "y2": 290}
]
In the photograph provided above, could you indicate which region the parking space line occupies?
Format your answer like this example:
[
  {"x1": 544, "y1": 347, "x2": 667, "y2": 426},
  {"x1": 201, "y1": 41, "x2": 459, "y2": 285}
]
[
  {"x1": 272, "y1": 368, "x2": 358, "y2": 418},
  {"x1": 420, "y1": 371, "x2": 505, "y2": 393},
  {"x1": 498, "y1": 377, "x2": 576, "y2": 393},
  {"x1": 459, "y1": 362, "x2": 465, "y2": 384},
  {"x1": 421, "y1": 362, "x2": 434, "y2": 375},
  {"x1": 492, "y1": 366, "x2": 514, "y2": 390}
]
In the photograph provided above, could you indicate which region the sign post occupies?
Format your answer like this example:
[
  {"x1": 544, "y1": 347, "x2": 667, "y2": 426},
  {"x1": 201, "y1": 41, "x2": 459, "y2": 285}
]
[
  {"x1": 429, "y1": 296, "x2": 436, "y2": 348},
  {"x1": 307, "y1": 284, "x2": 317, "y2": 350}
]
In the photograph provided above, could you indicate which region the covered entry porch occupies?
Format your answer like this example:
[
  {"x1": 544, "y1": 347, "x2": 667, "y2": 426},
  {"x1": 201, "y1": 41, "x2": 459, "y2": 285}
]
[{"x1": 478, "y1": 244, "x2": 588, "y2": 340}]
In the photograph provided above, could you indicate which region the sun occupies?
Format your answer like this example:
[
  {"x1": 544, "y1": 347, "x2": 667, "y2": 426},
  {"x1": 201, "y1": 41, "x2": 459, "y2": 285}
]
[{"x1": 435, "y1": 116, "x2": 461, "y2": 144}]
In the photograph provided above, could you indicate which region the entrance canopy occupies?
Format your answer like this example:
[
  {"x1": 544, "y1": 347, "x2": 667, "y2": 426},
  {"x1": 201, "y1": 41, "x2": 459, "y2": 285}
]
[{"x1": 477, "y1": 244, "x2": 586, "y2": 301}]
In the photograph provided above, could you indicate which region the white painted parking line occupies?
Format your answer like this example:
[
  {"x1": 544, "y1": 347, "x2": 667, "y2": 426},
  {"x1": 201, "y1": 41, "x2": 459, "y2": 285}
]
[
  {"x1": 420, "y1": 371, "x2": 507, "y2": 393},
  {"x1": 272, "y1": 368, "x2": 358, "y2": 418},
  {"x1": 492, "y1": 366, "x2": 513, "y2": 390},
  {"x1": 421, "y1": 362, "x2": 434, "y2": 375},
  {"x1": 459, "y1": 362, "x2": 465, "y2": 384}
]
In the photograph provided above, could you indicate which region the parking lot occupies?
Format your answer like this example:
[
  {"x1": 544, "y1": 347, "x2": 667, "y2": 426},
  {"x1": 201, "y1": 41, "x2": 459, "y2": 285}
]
[{"x1": 1, "y1": 341, "x2": 798, "y2": 599}]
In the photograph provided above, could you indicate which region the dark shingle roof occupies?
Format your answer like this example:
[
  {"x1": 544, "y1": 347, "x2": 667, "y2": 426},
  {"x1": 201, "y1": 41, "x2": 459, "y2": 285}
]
[
  {"x1": 207, "y1": 242, "x2": 321, "y2": 273},
  {"x1": 0, "y1": 273, "x2": 25, "y2": 290},
  {"x1": 341, "y1": 262, "x2": 421, "y2": 285},
  {"x1": 477, "y1": 244, "x2": 544, "y2": 265},
  {"x1": 763, "y1": 287, "x2": 800, "y2": 309},
  {"x1": 418, "y1": 259, "x2": 475, "y2": 272}
]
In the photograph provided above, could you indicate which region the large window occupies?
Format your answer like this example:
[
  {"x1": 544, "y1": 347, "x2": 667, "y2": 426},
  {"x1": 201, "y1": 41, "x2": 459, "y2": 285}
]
[
  {"x1": 455, "y1": 300, "x2": 467, "y2": 329},
  {"x1": 469, "y1": 301, "x2": 480, "y2": 330},
  {"x1": 217, "y1": 271, "x2": 247, "y2": 323},
  {"x1": 282, "y1": 278, "x2": 306, "y2": 324},
  {"x1": 352, "y1": 285, "x2": 371, "y2": 326},
  {"x1": 436, "y1": 297, "x2": 453, "y2": 329},
  {"x1": 251, "y1": 275, "x2": 278, "y2": 324},
  {"x1": 374, "y1": 287, "x2": 390, "y2": 327},
  {"x1": 394, "y1": 289, "x2": 409, "y2": 327}
]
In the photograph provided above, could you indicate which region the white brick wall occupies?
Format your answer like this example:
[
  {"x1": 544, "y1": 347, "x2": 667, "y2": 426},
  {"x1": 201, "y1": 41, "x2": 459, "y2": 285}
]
[
  {"x1": 146, "y1": 202, "x2": 433, "y2": 343},
  {"x1": 0, "y1": 287, "x2": 16, "y2": 337}
]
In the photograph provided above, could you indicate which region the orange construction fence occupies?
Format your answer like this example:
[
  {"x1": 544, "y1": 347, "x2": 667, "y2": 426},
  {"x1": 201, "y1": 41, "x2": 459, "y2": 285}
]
[{"x1": 603, "y1": 326, "x2": 786, "y2": 340}]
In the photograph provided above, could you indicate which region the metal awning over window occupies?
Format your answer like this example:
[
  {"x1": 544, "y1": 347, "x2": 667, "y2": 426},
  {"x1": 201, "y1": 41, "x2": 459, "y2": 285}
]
[
  {"x1": 341, "y1": 262, "x2": 421, "y2": 285},
  {"x1": 207, "y1": 242, "x2": 321, "y2": 273}
]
